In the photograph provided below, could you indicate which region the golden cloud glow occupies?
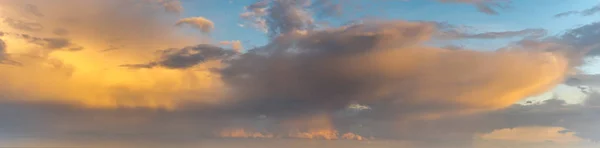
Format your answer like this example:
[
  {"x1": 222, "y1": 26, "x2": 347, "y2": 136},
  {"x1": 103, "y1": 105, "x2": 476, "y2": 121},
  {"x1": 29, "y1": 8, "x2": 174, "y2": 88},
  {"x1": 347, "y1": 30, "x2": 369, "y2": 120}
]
[
  {"x1": 217, "y1": 128, "x2": 367, "y2": 141},
  {"x1": 478, "y1": 126, "x2": 583, "y2": 143},
  {"x1": 219, "y1": 128, "x2": 275, "y2": 139},
  {"x1": 0, "y1": 0, "x2": 222, "y2": 109}
]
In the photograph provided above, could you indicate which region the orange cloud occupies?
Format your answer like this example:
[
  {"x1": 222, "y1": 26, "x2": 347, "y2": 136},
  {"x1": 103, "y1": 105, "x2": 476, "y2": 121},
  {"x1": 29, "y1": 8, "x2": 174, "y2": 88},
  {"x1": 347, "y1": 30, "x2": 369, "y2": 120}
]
[
  {"x1": 0, "y1": 0, "x2": 221, "y2": 109},
  {"x1": 219, "y1": 128, "x2": 275, "y2": 139},
  {"x1": 176, "y1": 17, "x2": 215, "y2": 33},
  {"x1": 477, "y1": 126, "x2": 584, "y2": 143}
]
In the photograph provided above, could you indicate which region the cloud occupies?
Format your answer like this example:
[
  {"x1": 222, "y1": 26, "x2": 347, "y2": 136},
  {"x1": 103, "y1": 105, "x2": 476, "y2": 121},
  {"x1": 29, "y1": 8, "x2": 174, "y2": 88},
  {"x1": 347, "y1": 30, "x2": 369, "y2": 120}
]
[
  {"x1": 310, "y1": 0, "x2": 343, "y2": 17},
  {"x1": 24, "y1": 4, "x2": 44, "y2": 17},
  {"x1": 437, "y1": 0, "x2": 510, "y2": 15},
  {"x1": 564, "y1": 74, "x2": 600, "y2": 94},
  {"x1": 479, "y1": 126, "x2": 584, "y2": 144},
  {"x1": 156, "y1": 0, "x2": 184, "y2": 14},
  {"x1": 437, "y1": 26, "x2": 547, "y2": 40},
  {"x1": 475, "y1": 94, "x2": 600, "y2": 142},
  {"x1": 0, "y1": 0, "x2": 598, "y2": 147},
  {"x1": 499, "y1": 21, "x2": 600, "y2": 68},
  {"x1": 265, "y1": 0, "x2": 315, "y2": 37},
  {"x1": 121, "y1": 44, "x2": 237, "y2": 69},
  {"x1": 7, "y1": 33, "x2": 83, "y2": 51},
  {"x1": 0, "y1": 38, "x2": 10, "y2": 64},
  {"x1": 554, "y1": 3, "x2": 600, "y2": 18},
  {"x1": 556, "y1": 22, "x2": 600, "y2": 57},
  {"x1": 240, "y1": 0, "x2": 269, "y2": 33},
  {"x1": 0, "y1": 38, "x2": 19, "y2": 66},
  {"x1": 3, "y1": 18, "x2": 44, "y2": 32},
  {"x1": 220, "y1": 40, "x2": 244, "y2": 52},
  {"x1": 581, "y1": 4, "x2": 600, "y2": 16},
  {"x1": 2, "y1": 91, "x2": 600, "y2": 147},
  {"x1": 176, "y1": 17, "x2": 215, "y2": 33},
  {"x1": 214, "y1": 20, "x2": 570, "y2": 124},
  {"x1": 241, "y1": 0, "x2": 340, "y2": 36},
  {"x1": 554, "y1": 11, "x2": 580, "y2": 18},
  {"x1": 52, "y1": 28, "x2": 68, "y2": 36},
  {"x1": 0, "y1": 0, "x2": 216, "y2": 109}
]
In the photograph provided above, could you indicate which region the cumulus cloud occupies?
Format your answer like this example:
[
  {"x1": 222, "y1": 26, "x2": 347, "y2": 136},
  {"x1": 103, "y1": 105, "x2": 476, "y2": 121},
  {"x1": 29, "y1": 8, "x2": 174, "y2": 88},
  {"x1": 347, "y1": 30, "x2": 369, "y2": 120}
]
[{"x1": 176, "y1": 17, "x2": 215, "y2": 33}]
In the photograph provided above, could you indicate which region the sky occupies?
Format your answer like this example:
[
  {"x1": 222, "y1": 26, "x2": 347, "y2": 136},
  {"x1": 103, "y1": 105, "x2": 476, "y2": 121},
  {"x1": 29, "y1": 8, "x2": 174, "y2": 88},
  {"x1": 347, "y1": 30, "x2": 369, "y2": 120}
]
[{"x1": 0, "y1": 0, "x2": 600, "y2": 148}]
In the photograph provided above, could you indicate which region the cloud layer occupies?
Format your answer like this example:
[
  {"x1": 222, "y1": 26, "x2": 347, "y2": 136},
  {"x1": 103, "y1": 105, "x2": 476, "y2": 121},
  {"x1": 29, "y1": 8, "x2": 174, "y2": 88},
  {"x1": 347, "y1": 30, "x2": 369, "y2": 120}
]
[{"x1": 0, "y1": 0, "x2": 599, "y2": 148}]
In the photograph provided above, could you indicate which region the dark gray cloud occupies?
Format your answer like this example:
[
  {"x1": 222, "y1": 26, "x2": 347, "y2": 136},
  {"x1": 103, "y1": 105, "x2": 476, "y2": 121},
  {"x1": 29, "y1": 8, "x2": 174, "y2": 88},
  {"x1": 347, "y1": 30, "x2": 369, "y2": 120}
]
[
  {"x1": 121, "y1": 44, "x2": 237, "y2": 69},
  {"x1": 557, "y1": 22, "x2": 600, "y2": 57},
  {"x1": 219, "y1": 21, "x2": 433, "y2": 116},
  {"x1": 158, "y1": 0, "x2": 184, "y2": 14},
  {"x1": 24, "y1": 4, "x2": 44, "y2": 17},
  {"x1": 564, "y1": 74, "x2": 600, "y2": 93},
  {"x1": 14, "y1": 34, "x2": 82, "y2": 51},
  {"x1": 502, "y1": 21, "x2": 600, "y2": 69},
  {"x1": 3, "y1": 18, "x2": 44, "y2": 32},
  {"x1": 215, "y1": 20, "x2": 568, "y2": 125}
]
